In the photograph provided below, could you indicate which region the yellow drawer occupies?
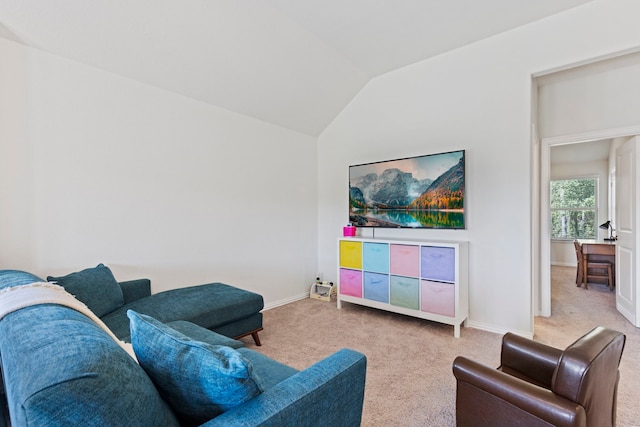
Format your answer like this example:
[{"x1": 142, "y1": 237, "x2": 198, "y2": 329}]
[{"x1": 340, "y1": 240, "x2": 362, "y2": 269}]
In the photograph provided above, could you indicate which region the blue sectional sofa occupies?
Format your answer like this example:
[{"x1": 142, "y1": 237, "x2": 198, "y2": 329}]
[{"x1": 0, "y1": 270, "x2": 367, "y2": 426}]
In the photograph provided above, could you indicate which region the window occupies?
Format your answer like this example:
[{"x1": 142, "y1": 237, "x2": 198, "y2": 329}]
[{"x1": 550, "y1": 178, "x2": 597, "y2": 239}]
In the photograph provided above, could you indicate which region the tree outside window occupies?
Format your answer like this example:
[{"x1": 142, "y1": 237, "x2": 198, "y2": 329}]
[{"x1": 550, "y1": 178, "x2": 597, "y2": 239}]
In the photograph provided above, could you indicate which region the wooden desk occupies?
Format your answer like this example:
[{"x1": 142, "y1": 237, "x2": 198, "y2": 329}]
[{"x1": 576, "y1": 239, "x2": 615, "y2": 289}]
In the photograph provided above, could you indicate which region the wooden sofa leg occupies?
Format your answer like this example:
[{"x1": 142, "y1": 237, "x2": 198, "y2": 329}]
[
  {"x1": 234, "y1": 328, "x2": 263, "y2": 346},
  {"x1": 252, "y1": 331, "x2": 262, "y2": 346}
]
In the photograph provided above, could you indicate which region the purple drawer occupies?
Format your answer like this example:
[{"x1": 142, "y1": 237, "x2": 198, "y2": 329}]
[
  {"x1": 421, "y1": 246, "x2": 455, "y2": 282},
  {"x1": 339, "y1": 268, "x2": 362, "y2": 298},
  {"x1": 421, "y1": 280, "x2": 455, "y2": 317}
]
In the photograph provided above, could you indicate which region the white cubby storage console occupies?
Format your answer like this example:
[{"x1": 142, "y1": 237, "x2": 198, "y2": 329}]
[{"x1": 337, "y1": 237, "x2": 469, "y2": 338}]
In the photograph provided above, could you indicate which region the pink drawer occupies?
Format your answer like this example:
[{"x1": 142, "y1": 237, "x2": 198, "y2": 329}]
[
  {"x1": 421, "y1": 280, "x2": 454, "y2": 317},
  {"x1": 390, "y1": 244, "x2": 419, "y2": 277},
  {"x1": 339, "y1": 268, "x2": 362, "y2": 298}
]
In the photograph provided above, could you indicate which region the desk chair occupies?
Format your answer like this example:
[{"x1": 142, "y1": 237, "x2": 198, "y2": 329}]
[{"x1": 573, "y1": 240, "x2": 614, "y2": 291}]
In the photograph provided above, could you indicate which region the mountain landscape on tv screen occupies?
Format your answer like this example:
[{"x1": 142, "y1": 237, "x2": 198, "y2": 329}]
[
  {"x1": 349, "y1": 156, "x2": 464, "y2": 228},
  {"x1": 408, "y1": 157, "x2": 464, "y2": 210}
]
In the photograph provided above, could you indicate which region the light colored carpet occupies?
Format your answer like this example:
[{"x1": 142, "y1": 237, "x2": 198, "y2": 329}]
[
  {"x1": 535, "y1": 266, "x2": 640, "y2": 427},
  {"x1": 239, "y1": 266, "x2": 639, "y2": 426}
]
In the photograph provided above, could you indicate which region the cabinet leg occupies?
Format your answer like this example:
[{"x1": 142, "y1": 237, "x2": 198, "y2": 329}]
[{"x1": 454, "y1": 324, "x2": 461, "y2": 339}]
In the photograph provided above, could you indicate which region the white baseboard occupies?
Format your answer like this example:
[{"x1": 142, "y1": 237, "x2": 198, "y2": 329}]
[
  {"x1": 263, "y1": 293, "x2": 309, "y2": 311},
  {"x1": 551, "y1": 262, "x2": 577, "y2": 267},
  {"x1": 465, "y1": 320, "x2": 534, "y2": 340}
]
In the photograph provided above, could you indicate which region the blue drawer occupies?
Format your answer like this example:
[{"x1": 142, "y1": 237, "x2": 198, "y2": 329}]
[
  {"x1": 363, "y1": 272, "x2": 389, "y2": 303},
  {"x1": 363, "y1": 242, "x2": 389, "y2": 273}
]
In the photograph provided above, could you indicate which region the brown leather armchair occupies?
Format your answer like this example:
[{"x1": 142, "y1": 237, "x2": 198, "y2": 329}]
[{"x1": 452, "y1": 326, "x2": 626, "y2": 427}]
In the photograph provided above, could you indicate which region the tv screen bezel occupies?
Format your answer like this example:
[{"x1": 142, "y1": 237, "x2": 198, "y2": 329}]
[{"x1": 348, "y1": 149, "x2": 465, "y2": 230}]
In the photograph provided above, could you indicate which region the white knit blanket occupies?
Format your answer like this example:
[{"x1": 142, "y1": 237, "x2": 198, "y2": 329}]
[{"x1": 0, "y1": 282, "x2": 136, "y2": 361}]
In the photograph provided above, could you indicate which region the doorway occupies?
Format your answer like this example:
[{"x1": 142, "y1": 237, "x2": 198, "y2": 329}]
[{"x1": 538, "y1": 131, "x2": 639, "y2": 318}]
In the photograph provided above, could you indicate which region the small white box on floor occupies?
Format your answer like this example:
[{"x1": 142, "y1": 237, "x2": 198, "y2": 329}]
[{"x1": 309, "y1": 282, "x2": 335, "y2": 302}]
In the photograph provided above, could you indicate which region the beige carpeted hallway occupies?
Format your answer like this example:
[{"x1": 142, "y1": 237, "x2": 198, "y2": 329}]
[{"x1": 241, "y1": 265, "x2": 639, "y2": 426}]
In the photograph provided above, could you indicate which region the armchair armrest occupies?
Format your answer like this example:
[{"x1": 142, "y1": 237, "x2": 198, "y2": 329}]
[
  {"x1": 453, "y1": 356, "x2": 586, "y2": 427},
  {"x1": 499, "y1": 333, "x2": 562, "y2": 387},
  {"x1": 118, "y1": 279, "x2": 151, "y2": 304},
  {"x1": 202, "y1": 349, "x2": 367, "y2": 427}
]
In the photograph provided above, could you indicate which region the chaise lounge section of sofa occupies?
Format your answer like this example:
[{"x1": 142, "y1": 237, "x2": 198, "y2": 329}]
[
  {"x1": 42, "y1": 264, "x2": 265, "y2": 345},
  {"x1": 102, "y1": 279, "x2": 264, "y2": 344}
]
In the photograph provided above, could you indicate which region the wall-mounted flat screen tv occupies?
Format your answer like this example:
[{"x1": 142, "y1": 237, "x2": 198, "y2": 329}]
[{"x1": 349, "y1": 150, "x2": 465, "y2": 229}]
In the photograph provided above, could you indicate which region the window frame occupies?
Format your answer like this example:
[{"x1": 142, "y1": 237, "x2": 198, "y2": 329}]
[{"x1": 550, "y1": 176, "x2": 599, "y2": 241}]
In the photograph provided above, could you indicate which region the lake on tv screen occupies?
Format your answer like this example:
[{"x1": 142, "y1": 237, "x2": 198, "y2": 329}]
[{"x1": 351, "y1": 209, "x2": 464, "y2": 228}]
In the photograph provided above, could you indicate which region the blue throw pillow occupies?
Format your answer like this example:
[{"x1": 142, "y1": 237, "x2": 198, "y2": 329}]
[
  {"x1": 127, "y1": 310, "x2": 263, "y2": 424},
  {"x1": 47, "y1": 264, "x2": 124, "y2": 317}
]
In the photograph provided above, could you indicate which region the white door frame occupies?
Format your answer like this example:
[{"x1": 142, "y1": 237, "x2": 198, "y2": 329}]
[{"x1": 537, "y1": 125, "x2": 640, "y2": 318}]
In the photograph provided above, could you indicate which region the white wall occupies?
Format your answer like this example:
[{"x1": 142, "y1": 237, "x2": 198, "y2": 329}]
[
  {"x1": 537, "y1": 52, "x2": 640, "y2": 139},
  {"x1": 317, "y1": 0, "x2": 640, "y2": 336},
  {"x1": 549, "y1": 160, "x2": 609, "y2": 266},
  {"x1": 0, "y1": 39, "x2": 318, "y2": 307},
  {"x1": 0, "y1": 40, "x2": 34, "y2": 267}
]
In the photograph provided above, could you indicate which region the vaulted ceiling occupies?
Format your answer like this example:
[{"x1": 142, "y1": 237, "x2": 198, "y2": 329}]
[{"x1": 0, "y1": 0, "x2": 595, "y2": 136}]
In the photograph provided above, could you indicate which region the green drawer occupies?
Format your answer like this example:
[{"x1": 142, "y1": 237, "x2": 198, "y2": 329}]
[{"x1": 390, "y1": 275, "x2": 419, "y2": 310}]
